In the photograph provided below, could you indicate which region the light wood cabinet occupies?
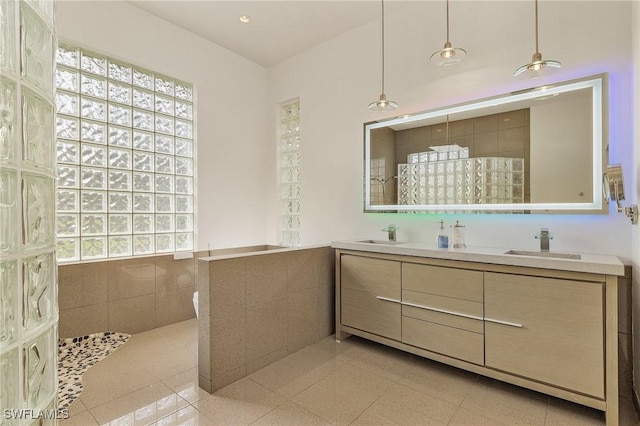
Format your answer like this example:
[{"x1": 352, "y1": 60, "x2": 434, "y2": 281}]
[
  {"x1": 484, "y1": 272, "x2": 604, "y2": 398},
  {"x1": 401, "y1": 263, "x2": 484, "y2": 364},
  {"x1": 335, "y1": 249, "x2": 620, "y2": 426},
  {"x1": 340, "y1": 255, "x2": 401, "y2": 340}
]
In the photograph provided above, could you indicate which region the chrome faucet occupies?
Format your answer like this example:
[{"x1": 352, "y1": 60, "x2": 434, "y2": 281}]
[
  {"x1": 382, "y1": 224, "x2": 398, "y2": 241},
  {"x1": 535, "y1": 228, "x2": 553, "y2": 252}
]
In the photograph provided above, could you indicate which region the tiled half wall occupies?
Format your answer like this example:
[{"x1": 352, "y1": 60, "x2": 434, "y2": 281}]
[
  {"x1": 197, "y1": 246, "x2": 335, "y2": 393},
  {"x1": 58, "y1": 254, "x2": 196, "y2": 337}
]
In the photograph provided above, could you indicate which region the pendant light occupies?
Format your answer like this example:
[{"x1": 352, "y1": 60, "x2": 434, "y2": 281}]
[
  {"x1": 430, "y1": 0, "x2": 466, "y2": 66},
  {"x1": 514, "y1": 0, "x2": 561, "y2": 78},
  {"x1": 368, "y1": 0, "x2": 398, "y2": 111}
]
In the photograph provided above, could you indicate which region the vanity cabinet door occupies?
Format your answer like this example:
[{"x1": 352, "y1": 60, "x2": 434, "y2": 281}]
[
  {"x1": 484, "y1": 272, "x2": 604, "y2": 398},
  {"x1": 341, "y1": 255, "x2": 401, "y2": 340}
]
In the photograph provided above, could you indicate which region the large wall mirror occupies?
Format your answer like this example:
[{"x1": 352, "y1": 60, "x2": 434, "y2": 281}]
[{"x1": 364, "y1": 74, "x2": 606, "y2": 214}]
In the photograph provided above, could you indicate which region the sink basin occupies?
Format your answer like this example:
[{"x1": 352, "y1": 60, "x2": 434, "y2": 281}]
[
  {"x1": 504, "y1": 250, "x2": 581, "y2": 260},
  {"x1": 357, "y1": 239, "x2": 406, "y2": 245}
]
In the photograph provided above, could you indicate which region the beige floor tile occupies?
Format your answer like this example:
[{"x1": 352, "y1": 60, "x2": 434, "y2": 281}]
[
  {"x1": 346, "y1": 340, "x2": 418, "y2": 384},
  {"x1": 58, "y1": 410, "x2": 99, "y2": 426},
  {"x1": 78, "y1": 349, "x2": 158, "y2": 409},
  {"x1": 291, "y1": 363, "x2": 397, "y2": 425},
  {"x1": 89, "y1": 383, "x2": 188, "y2": 425},
  {"x1": 448, "y1": 407, "x2": 515, "y2": 426},
  {"x1": 250, "y1": 400, "x2": 331, "y2": 425},
  {"x1": 151, "y1": 405, "x2": 211, "y2": 426},
  {"x1": 351, "y1": 391, "x2": 448, "y2": 426},
  {"x1": 140, "y1": 342, "x2": 199, "y2": 380},
  {"x1": 249, "y1": 340, "x2": 354, "y2": 399},
  {"x1": 545, "y1": 397, "x2": 604, "y2": 425},
  {"x1": 397, "y1": 357, "x2": 480, "y2": 406},
  {"x1": 162, "y1": 367, "x2": 210, "y2": 404},
  {"x1": 458, "y1": 377, "x2": 549, "y2": 425},
  {"x1": 370, "y1": 384, "x2": 457, "y2": 425},
  {"x1": 194, "y1": 378, "x2": 286, "y2": 425},
  {"x1": 65, "y1": 397, "x2": 88, "y2": 417}
]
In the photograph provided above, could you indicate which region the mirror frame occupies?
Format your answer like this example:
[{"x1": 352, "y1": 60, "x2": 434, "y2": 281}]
[{"x1": 363, "y1": 74, "x2": 607, "y2": 213}]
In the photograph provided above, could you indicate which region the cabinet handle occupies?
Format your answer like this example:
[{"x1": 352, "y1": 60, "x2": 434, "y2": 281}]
[
  {"x1": 375, "y1": 296, "x2": 401, "y2": 304},
  {"x1": 400, "y1": 301, "x2": 484, "y2": 321},
  {"x1": 484, "y1": 317, "x2": 523, "y2": 328}
]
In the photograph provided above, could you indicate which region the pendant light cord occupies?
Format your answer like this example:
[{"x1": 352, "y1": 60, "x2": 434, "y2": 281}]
[
  {"x1": 534, "y1": 0, "x2": 539, "y2": 54},
  {"x1": 381, "y1": 0, "x2": 385, "y2": 95},
  {"x1": 446, "y1": 0, "x2": 450, "y2": 43}
]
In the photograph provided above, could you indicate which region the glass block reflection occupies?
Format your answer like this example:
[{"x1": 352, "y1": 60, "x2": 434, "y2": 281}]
[
  {"x1": 133, "y1": 234, "x2": 154, "y2": 255},
  {"x1": 0, "y1": 348, "x2": 20, "y2": 412},
  {"x1": 0, "y1": 260, "x2": 18, "y2": 345},
  {"x1": 0, "y1": 169, "x2": 18, "y2": 253},
  {"x1": 56, "y1": 44, "x2": 194, "y2": 259},
  {"x1": 0, "y1": 0, "x2": 17, "y2": 73},
  {"x1": 24, "y1": 327, "x2": 56, "y2": 408},
  {"x1": 109, "y1": 235, "x2": 131, "y2": 257},
  {"x1": 156, "y1": 234, "x2": 174, "y2": 253},
  {"x1": 57, "y1": 44, "x2": 79, "y2": 68},
  {"x1": 0, "y1": 77, "x2": 17, "y2": 161},
  {"x1": 21, "y1": 3, "x2": 54, "y2": 93},
  {"x1": 23, "y1": 252, "x2": 55, "y2": 330},
  {"x1": 82, "y1": 121, "x2": 106, "y2": 144},
  {"x1": 23, "y1": 87, "x2": 54, "y2": 169},
  {"x1": 22, "y1": 173, "x2": 55, "y2": 249},
  {"x1": 56, "y1": 214, "x2": 78, "y2": 237},
  {"x1": 81, "y1": 237, "x2": 106, "y2": 259},
  {"x1": 57, "y1": 238, "x2": 79, "y2": 262},
  {"x1": 175, "y1": 233, "x2": 192, "y2": 251},
  {"x1": 109, "y1": 214, "x2": 131, "y2": 235},
  {"x1": 56, "y1": 91, "x2": 79, "y2": 116}
]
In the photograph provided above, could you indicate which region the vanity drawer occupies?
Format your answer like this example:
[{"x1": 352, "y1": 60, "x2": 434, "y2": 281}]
[
  {"x1": 402, "y1": 316, "x2": 484, "y2": 365},
  {"x1": 402, "y1": 263, "x2": 483, "y2": 302},
  {"x1": 402, "y1": 290, "x2": 483, "y2": 333}
]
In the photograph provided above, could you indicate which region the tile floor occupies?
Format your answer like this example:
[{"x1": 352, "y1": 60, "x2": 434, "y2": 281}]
[{"x1": 60, "y1": 318, "x2": 640, "y2": 426}]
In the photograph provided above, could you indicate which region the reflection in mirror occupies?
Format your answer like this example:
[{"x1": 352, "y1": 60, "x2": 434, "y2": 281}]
[{"x1": 364, "y1": 75, "x2": 605, "y2": 214}]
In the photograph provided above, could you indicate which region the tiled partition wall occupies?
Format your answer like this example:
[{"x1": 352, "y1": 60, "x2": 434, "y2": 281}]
[
  {"x1": 0, "y1": 0, "x2": 58, "y2": 419},
  {"x1": 198, "y1": 246, "x2": 335, "y2": 393},
  {"x1": 58, "y1": 254, "x2": 196, "y2": 337}
]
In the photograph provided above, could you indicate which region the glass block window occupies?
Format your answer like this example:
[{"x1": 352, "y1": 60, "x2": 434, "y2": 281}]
[
  {"x1": 280, "y1": 100, "x2": 300, "y2": 246},
  {"x1": 55, "y1": 44, "x2": 194, "y2": 261}
]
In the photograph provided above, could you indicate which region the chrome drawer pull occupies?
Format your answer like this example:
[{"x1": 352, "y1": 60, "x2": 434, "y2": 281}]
[
  {"x1": 400, "y1": 301, "x2": 484, "y2": 321},
  {"x1": 376, "y1": 296, "x2": 401, "y2": 304},
  {"x1": 484, "y1": 317, "x2": 523, "y2": 328}
]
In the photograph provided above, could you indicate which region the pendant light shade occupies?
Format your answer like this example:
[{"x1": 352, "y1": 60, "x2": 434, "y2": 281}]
[
  {"x1": 369, "y1": 0, "x2": 398, "y2": 111},
  {"x1": 430, "y1": 0, "x2": 466, "y2": 66},
  {"x1": 514, "y1": 0, "x2": 561, "y2": 78}
]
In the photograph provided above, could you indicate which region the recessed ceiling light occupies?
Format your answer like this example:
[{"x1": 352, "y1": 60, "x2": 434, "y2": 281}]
[{"x1": 239, "y1": 15, "x2": 251, "y2": 24}]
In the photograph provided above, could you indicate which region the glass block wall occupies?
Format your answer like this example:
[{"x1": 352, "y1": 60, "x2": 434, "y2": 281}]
[
  {"x1": 280, "y1": 100, "x2": 300, "y2": 246},
  {"x1": 1, "y1": 0, "x2": 59, "y2": 421},
  {"x1": 398, "y1": 149, "x2": 525, "y2": 206},
  {"x1": 54, "y1": 44, "x2": 194, "y2": 261}
]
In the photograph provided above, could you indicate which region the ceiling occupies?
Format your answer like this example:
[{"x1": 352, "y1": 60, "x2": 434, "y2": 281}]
[{"x1": 128, "y1": 1, "x2": 398, "y2": 68}]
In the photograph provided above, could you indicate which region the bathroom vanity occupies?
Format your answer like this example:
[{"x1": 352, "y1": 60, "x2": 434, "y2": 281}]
[{"x1": 332, "y1": 240, "x2": 624, "y2": 426}]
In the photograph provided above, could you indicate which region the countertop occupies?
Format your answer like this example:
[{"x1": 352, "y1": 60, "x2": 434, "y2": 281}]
[{"x1": 331, "y1": 239, "x2": 625, "y2": 276}]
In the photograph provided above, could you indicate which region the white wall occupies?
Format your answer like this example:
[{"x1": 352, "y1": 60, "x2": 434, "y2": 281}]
[
  {"x1": 268, "y1": 1, "x2": 635, "y2": 263},
  {"x1": 631, "y1": 0, "x2": 640, "y2": 406},
  {"x1": 56, "y1": 1, "x2": 271, "y2": 251}
]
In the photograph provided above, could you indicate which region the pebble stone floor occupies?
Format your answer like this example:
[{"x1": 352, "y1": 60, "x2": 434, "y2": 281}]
[{"x1": 59, "y1": 318, "x2": 640, "y2": 425}]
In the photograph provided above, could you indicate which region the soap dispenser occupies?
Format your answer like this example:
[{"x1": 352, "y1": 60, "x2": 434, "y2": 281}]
[
  {"x1": 450, "y1": 220, "x2": 466, "y2": 249},
  {"x1": 437, "y1": 220, "x2": 449, "y2": 248}
]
